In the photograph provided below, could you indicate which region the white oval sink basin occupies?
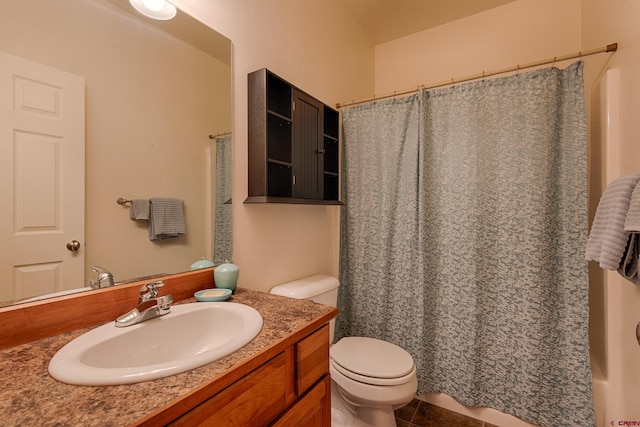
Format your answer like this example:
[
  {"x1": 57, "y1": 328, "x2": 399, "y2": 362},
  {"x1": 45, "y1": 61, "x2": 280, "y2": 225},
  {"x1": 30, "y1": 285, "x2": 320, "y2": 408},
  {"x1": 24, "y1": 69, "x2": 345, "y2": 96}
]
[{"x1": 48, "y1": 302, "x2": 263, "y2": 385}]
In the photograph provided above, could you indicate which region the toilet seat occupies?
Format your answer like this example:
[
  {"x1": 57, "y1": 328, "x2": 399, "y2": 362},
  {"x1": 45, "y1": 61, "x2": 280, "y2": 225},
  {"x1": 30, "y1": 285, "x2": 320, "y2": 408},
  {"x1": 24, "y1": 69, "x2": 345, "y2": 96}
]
[
  {"x1": 330, "y1": 337, "x2": 415, "y2": 386},
  {"x1": 331, "y1": 359, "x2": 417, "y2": 386}
]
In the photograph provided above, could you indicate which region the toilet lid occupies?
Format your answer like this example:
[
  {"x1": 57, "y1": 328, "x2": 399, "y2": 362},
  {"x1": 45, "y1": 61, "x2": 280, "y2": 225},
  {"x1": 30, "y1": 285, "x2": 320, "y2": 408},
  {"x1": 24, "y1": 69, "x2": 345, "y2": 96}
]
[{"x1": 330, "y1": 337, "x2": 414, "y2": 380}]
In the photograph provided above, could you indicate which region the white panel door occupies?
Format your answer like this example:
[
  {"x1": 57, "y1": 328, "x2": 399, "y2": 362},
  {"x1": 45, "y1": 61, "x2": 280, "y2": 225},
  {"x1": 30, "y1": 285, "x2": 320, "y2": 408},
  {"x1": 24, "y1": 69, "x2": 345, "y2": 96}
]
[{"x1": 0, "y1": 52, "x2": 85, "y2": 302}]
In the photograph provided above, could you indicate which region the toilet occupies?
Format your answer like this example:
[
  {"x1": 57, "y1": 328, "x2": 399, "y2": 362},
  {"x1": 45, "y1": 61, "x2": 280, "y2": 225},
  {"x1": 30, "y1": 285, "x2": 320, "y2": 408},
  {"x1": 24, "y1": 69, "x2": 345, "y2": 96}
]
[{"x1": 270, "y1": 275, "x2": 417, "y2": 427}]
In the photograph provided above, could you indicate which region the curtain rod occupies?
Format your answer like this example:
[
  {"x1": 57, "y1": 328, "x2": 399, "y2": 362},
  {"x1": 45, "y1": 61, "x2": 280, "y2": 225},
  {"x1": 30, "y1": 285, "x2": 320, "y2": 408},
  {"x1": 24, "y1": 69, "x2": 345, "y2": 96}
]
[
  {"x1": 208, "y1": 131, "x2": 232, "y2": 139},
  {"x1": 336, "y1": 42, "x2": 618, "y2": 109}
]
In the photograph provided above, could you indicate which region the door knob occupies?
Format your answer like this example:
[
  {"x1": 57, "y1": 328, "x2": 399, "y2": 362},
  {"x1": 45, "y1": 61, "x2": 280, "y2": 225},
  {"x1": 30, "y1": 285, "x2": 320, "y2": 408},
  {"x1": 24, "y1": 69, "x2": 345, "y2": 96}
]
[{"x1": 66, "y1": 240, "x2": 81, "y2": 252}]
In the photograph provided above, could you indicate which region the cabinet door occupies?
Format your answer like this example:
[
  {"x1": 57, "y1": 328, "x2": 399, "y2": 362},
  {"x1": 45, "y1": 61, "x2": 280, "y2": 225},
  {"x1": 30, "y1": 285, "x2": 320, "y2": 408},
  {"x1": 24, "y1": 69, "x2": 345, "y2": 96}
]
[
  {"x1": 271, "y1": 376, "x2": 331, "y2": 427},
  {"x1": 296, "y1": 324, "x2": 329, "y2": 394},
  {"x1": 292, "y1": 89, "x2": 324, "y2": 200}
]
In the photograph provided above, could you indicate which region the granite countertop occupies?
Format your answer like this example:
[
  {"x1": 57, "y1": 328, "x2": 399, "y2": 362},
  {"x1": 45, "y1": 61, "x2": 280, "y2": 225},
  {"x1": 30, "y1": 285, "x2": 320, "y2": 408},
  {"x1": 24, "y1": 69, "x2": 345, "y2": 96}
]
[{"x1": 0, "y1": 288, "x2": 335, "y2": 427}]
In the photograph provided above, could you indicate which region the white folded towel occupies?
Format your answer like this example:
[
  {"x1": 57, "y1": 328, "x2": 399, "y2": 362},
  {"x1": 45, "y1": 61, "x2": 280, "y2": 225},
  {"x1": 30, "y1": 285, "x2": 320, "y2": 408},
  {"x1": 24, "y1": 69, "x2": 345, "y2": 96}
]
[
  {"x1": 585, "y1": 173, "x2": 640, "y2": 284},
  {"x1": 148, "y1": 198, "x2": 186, "y2": 240},
  {"x1": 129, "y1": 199, "x2": 150, "y2": 220}
]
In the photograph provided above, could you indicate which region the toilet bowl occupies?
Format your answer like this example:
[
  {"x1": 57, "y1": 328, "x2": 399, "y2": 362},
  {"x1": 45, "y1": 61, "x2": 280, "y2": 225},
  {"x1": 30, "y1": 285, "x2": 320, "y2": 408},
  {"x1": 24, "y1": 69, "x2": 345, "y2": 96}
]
[
  {"x1": 270, "y1": 275, "x2": 418, "y2": 427},
  {"x1": 330, "y1": 336, "x2": 417, "y2": 427}
]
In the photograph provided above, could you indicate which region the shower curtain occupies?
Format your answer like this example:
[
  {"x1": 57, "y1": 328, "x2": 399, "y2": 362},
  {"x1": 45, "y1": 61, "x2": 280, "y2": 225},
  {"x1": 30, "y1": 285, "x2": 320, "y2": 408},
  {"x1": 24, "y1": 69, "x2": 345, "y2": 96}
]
[
  {"x1": 213, "y1": 135, "x2": 232, "y2": 264},
  {"x1": 336, "y1": 62, "x2": 593, "y2": 427}
]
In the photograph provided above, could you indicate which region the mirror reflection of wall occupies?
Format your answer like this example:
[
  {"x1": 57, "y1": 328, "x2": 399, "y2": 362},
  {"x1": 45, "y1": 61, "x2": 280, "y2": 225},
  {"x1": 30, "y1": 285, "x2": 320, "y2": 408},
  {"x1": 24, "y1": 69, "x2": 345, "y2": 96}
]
[{"x1": 0, "y1": 0, "x2": 232, "y2": 306}]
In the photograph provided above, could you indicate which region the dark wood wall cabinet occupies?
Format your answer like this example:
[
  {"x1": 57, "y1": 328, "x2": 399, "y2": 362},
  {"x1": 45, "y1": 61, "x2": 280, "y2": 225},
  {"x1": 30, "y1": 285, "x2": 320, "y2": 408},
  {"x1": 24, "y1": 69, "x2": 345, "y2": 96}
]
[{"x1": 246, "y1": 69, "x2": 341, "y2": 205}]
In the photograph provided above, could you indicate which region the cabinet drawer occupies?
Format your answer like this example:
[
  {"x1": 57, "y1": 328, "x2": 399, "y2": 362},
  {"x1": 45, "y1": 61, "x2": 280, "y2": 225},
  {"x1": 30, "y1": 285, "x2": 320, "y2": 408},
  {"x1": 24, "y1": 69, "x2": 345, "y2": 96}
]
[
  {"x1": 169, "y1": 352, "x2": 289, "y2": 427},
  {"x1": 296, "y1": 324, "x2": 329, "y2": 394}
]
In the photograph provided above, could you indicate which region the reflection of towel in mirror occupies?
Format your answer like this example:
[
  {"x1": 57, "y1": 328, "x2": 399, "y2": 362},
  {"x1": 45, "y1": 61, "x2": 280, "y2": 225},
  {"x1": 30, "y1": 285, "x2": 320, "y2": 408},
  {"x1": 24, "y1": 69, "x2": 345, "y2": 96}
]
[
  {"x1": 586, "y1": 173, "x2": 640, "y2": 284},
  {"x1": 129, "y1": 199, "x2": 150, "y2": 220},
  {"x1": 149, "y1": 198, "x2": 186, "y2": 240}
]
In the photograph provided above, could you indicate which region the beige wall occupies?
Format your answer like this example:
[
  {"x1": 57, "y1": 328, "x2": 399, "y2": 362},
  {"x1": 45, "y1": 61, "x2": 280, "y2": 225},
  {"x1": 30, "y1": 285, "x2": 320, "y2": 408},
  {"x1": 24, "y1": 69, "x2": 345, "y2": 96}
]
[
  {"x1": 174, "y1": 0, "x2": 375, "y2": 292},
  {"x1": 582, "y1": 0, "x2": 640, "y2": 424},
  {"x1": 374, "y1": 0, "x2": 581, "y2": 94},
  {"x1": 0, "y1": 0, "x2": 231, "y2": 285}
]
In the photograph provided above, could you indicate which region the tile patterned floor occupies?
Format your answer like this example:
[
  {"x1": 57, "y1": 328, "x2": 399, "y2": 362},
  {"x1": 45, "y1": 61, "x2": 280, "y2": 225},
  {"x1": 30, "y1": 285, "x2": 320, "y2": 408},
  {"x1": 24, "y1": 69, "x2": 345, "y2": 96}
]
[{"x1": 395, "y1": 399, "x2": 499, "y2": 427}]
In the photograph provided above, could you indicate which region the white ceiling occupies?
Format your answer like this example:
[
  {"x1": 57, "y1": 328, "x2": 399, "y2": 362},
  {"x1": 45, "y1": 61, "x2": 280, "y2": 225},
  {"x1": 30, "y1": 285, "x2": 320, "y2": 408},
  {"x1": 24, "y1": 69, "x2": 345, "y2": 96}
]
[{"x1": 340, "y1": 0, "x2": 518, "y2": 45}]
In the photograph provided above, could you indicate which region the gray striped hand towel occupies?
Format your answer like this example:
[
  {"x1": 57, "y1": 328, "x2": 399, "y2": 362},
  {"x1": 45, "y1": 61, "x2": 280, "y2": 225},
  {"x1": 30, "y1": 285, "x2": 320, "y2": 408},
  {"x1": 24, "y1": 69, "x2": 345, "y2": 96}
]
[{"x1": 149, "y1": 198, "x2": 186, "y2": 240}]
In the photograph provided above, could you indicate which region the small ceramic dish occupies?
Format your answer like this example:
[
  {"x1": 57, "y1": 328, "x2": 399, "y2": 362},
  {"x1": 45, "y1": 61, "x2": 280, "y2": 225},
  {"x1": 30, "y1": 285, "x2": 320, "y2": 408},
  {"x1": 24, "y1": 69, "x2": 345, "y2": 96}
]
[{"x1": 194, "y1": 288, "x2": 232, "y2": 302}]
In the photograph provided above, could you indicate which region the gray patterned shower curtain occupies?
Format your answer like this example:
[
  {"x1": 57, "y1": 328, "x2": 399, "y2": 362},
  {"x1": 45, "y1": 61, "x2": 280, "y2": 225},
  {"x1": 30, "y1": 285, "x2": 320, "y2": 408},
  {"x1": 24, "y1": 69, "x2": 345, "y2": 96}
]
[{"x1": 336, "y1": 61, "x2": 593, "y2": 427}]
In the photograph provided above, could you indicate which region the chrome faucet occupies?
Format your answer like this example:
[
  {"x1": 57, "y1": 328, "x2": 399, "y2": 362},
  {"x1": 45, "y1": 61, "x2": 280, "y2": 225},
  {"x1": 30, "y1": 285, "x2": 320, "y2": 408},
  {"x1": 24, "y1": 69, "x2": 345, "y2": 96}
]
[
  {"x1": 115, "y1": 280, "x2": 173, "y2": 327},
  {"x1": 89, "y1": 266, "x2": 114, "y2": 289}
]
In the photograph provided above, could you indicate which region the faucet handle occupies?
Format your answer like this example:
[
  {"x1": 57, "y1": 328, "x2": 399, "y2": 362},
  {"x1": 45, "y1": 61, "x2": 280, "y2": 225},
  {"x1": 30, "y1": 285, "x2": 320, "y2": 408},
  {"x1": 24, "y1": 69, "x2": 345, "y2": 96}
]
[{"x1": 139, "y1": 280, "x2": 165, "y2": 299}]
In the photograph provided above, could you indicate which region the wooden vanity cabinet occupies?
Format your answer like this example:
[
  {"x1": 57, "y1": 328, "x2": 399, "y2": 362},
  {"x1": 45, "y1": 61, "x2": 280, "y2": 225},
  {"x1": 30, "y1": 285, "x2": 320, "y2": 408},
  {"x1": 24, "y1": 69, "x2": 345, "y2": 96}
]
[
  {"x1": 246, "y1": 68, "x2": 341, "y2": 205},
  {"x1": 167, "y1": 324, "x2": 331, "y2": 427}
]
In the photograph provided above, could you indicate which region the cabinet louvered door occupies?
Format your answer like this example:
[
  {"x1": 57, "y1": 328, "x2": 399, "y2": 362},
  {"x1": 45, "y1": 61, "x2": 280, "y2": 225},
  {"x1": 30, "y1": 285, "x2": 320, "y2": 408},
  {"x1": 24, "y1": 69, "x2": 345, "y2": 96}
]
[{"x1": 292, "y1": 89, "x2": 324, "y2": 200}]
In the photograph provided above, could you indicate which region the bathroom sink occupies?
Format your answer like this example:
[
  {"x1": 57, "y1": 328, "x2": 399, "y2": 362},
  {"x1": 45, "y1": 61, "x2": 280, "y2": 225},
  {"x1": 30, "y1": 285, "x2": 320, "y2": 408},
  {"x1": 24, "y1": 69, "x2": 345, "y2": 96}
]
[{"x1": 48, "y1": 302, "x2": 263, "y2": 385}]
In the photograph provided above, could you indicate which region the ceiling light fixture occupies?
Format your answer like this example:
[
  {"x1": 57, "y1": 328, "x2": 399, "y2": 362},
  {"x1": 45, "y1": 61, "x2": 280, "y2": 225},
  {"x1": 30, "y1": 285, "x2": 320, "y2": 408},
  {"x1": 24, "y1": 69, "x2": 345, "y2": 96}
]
[{"x1": 129, "y1": 0, "x2": 177, "y2": 20}]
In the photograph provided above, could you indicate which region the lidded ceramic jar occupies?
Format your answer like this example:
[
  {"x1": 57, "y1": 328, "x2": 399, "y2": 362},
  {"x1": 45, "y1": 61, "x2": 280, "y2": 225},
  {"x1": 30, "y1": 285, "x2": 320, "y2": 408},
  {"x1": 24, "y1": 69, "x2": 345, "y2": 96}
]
[
  {"x1": 190, "y1": 257, "x2": 215, "y2": 270},
  {"x1": 214, "y1": 260, "x2": 239, "y2": 293}
]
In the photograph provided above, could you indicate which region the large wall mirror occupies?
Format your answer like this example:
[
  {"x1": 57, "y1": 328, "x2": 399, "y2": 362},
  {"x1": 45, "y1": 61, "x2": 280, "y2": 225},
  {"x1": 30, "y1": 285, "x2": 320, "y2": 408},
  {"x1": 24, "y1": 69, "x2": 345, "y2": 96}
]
[{"x1": 0, "y1": 0, "x2": 232, "y2": 306}]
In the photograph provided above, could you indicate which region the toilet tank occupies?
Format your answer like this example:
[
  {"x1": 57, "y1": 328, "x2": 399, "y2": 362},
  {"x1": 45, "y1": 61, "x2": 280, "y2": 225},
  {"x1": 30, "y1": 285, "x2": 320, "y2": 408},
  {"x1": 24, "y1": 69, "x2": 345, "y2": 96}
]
[{"x1": 270, "y1": 275, "x2": 339, "y2": 342}]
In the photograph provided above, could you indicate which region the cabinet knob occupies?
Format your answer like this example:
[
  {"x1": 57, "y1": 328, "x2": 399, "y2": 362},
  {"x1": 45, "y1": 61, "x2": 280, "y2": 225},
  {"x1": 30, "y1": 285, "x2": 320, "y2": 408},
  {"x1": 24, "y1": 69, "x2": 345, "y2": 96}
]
[{"x1": 317, "y1": 148, "x2": 326, "y2": 154}]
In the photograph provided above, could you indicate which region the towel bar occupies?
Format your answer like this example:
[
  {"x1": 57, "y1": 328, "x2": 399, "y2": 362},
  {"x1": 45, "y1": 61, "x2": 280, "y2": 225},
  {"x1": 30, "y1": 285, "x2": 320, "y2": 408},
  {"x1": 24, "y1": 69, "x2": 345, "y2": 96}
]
[{"x1": 117, "y1": 198, "x2": 131, "y2": 206}]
